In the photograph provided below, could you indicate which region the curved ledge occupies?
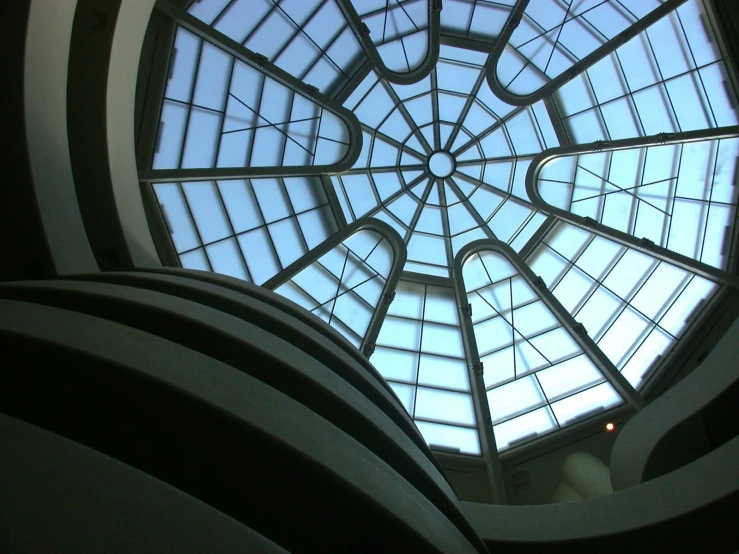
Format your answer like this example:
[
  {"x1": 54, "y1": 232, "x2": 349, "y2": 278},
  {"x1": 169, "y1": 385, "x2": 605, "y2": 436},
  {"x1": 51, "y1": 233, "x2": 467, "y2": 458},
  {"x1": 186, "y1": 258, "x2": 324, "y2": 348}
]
[
  {"x1": 336, "y1": 0, "x2": 440, "y2": 85},
  {"x1": 61, "y1": 269, "x2": 437, "y2": 475},
  {"x1": 524, "y1": 127, "x2": 739, "y2": 288},
  {"x1": 0, "y1": 278, "x2": 484, "y2": 551},
  {"x1": 0, "y1": 414, "x2": 288, "y2": 553},
  {"x1": 484, "y1": 0, "x2": 687, "y2": 106},
  {"x1": 67, "y1": 0, "x2": 161, "y2": 270},
  {"x1": 138, "y1": 0, "x2": 363, "y2": 183},
  {"x1": 610, "y1": 315, "x2": 739, "y2": 490},
  {"x1": 0, "y1": 299, "x2": 483, "y2": 553},
  {"x1": 464, "y1": 434, "x2": 739, "y2": 552},
  {"x1": 263, "y1": 217, "x2": 408, "y2": 353},
  {"x1": 24, "y1": 0, "x2": 98, "y2": 273}
]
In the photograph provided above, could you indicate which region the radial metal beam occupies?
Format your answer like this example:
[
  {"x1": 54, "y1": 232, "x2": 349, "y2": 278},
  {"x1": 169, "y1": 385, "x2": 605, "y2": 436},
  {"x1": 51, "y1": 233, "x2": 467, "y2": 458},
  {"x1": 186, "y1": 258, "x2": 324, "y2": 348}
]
[
  {"x1": 337, "y1": 0, "x2": 441, "y2": 85},
  {"x1": 484, "y1": 0, "x2": 688, "y2": 106},
  {"x1": 518, "y1": 214, "x2": 557, "y2": 261},
  {"x1": 543, "y1": 94, "x2": 569, "y2": 146},
  {"x1": 526, "y1": 126, "x2": 739, "y2": 288},
  {"x1": 140, "y1": 0, "x2": 363, "y2": 183},
  {"x1": 320, "y1": 175, "x2": 348, "y2": 230}
]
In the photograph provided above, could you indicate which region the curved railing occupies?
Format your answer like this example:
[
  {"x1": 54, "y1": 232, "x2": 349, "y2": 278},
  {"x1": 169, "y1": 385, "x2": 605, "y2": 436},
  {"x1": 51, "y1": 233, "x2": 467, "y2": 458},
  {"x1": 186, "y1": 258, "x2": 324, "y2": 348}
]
[
  {"x1": 610, "y1": 316, "x2": 739, "y2": 489},
  {"x1": 0, "y1": 274, "x2": 486, "y2": 553}
]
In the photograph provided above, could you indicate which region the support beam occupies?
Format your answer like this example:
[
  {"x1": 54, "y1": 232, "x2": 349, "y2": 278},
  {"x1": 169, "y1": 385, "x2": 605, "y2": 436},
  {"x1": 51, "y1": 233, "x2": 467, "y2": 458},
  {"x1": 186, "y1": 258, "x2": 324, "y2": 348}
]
[
  {"x1": 450, "y1": 251, "x2": 509, "y2": 505},
  {"x1": 543, "y1": 95, "x2": 569, "y2": 146}
]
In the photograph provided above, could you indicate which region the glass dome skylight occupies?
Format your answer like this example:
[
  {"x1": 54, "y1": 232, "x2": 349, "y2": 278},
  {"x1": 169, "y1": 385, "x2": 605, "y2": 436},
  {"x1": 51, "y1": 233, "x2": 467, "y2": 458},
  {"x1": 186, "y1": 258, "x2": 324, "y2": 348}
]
[{"x1": 145, "y1": 0, "x2": 739, "y2": 455}]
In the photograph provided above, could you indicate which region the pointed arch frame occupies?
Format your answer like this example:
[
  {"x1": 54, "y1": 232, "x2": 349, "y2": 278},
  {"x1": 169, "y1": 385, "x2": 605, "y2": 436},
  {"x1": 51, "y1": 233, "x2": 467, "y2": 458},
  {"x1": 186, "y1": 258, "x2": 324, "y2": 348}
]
[
  {"x1": 264, "y1": 218, "x2": 407, "y2": 356},
  {"x1": 337, "y1": 0, "x2": 441, "y2": 85},
  {"x1": 484, "y1": 0, "x2": 688, "y2": 106},
  {"x1": 139, "y1": 0, "x2": 364, "y2": 183}
]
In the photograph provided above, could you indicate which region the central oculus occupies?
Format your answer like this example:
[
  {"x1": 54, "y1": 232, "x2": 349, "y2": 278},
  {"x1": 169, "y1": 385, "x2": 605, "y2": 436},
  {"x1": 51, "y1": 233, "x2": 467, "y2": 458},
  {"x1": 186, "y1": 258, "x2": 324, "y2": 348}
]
[{"x1": 427, "y1": 150, "x2": 455, "y2": 179}]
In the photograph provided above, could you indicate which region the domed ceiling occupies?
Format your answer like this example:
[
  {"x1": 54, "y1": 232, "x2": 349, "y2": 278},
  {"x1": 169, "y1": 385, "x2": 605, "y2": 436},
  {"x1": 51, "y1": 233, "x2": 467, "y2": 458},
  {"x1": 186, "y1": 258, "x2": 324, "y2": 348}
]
[{"x1": 145, "y1": 0, "x2": 739, "y2": 454}]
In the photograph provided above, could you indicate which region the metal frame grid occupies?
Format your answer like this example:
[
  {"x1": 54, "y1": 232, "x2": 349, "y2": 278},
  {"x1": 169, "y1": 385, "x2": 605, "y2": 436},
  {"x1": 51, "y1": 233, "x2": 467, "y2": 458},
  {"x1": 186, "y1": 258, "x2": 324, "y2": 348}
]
[
  {"x1": 142, "y1": 1, "x2": 363, "y2": 182},
  {"x1": 527, "y1": 220, "x2": 724, "y2": 390},
  {"x1": 453, "y1": 240, "x2": 642, "y2": 451},
  {"x1": 372, "y1": 278, "x2": 483, "y2": 457},
  {"x1": 187, "y1": 0, "x2": 367, "y2": 95},
  {"x1": 338, "y1": 0, "x2": 442, "y2": 84},
  {"x1": 154, "y1": 176, "x2": 338, "y2": 285},
  {"x1": 526, "y1": 127, "x2": 739, "y2": 285},
  {"x1": 438, "y1": 0, "x2": 517, "y2": 46},
  {"x1": 485, "y1": 0, "x2": 687, "y2": 105},
  {"x1": 330, "y1": 43, "x2": 561, "y2": 277},
  {"x1": 547, "y1": 0, "x2": 739, "y2": 144},
  {"x1": 265, "y1": 218, "x2": 406, "y2": 353},
  {"x1": 533, "y1": 127, "x2": 739, "y2": 272},
  {"x1": 137, "y1": 0, "x2": 739, "y2": 496}
]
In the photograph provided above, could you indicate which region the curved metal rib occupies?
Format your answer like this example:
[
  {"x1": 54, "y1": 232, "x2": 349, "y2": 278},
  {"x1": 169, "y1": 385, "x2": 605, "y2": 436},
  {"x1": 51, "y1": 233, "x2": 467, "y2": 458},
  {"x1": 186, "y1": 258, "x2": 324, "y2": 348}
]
[
  {"x1": 140, "y1": 0, "x2": 363, "y2": 182},
  {"x1": 337, "y1": 0, "x2": 440, "y2": 85},
  {"x1": 484, "y1": 0, "x2": 687, "y2": 106},
  {"x1": 263, "y1": 217, "x2": 407, "y2": 356},
  {"x1": 525, "y1": 126, "x2": 739, "y2": 288}
]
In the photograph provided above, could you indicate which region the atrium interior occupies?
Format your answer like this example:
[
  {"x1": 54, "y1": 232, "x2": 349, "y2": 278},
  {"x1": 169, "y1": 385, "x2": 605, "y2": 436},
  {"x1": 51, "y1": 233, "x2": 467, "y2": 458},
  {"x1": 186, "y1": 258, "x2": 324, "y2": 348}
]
[
  {"x1": 2, "y1": 0, "x2": 739, "y2": 551},
  {"x1": 142, "y1": 0, "x2": 739, "y2": 465}
]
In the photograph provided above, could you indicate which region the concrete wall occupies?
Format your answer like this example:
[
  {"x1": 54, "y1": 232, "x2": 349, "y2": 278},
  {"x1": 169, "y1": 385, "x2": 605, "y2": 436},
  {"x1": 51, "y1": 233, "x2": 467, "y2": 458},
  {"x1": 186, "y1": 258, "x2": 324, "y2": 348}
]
[
  {"x1": 3, "y1": 0, "x2": 162, "y2": 280},
  {"x1": 611, "y1": 316, "x2": 739, "y2": 490},
  {"x1": 24, "y1": 0, "x2": 98, "y2": 274},
  {"x1": 0, "y1": 414, "x2": 286, "y2": 554}
]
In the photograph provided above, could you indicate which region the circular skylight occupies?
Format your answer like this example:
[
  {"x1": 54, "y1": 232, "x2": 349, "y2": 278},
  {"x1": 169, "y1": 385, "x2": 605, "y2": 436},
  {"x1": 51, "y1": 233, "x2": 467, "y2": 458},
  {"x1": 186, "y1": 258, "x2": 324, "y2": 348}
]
[
  {"x1": 147, "y1": 0, "x2": 739, "y2": 456},
  {"x1": 428, "y1": 151, "x2": 455, "y2": 179}
]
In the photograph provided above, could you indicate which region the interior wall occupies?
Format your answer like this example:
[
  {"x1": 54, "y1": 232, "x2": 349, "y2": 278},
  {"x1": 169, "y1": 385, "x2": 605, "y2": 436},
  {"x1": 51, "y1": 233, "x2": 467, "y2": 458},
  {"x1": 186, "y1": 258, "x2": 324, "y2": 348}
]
[
  {"x1": 106, "y1": 0, "x2": 161, "y2": 267},
  {"x1": 0, "y1": 413, "x2": 286, "y2": 553},
  {"x1": 24, "y1": 0, "x2": 98, "y2": 275}
]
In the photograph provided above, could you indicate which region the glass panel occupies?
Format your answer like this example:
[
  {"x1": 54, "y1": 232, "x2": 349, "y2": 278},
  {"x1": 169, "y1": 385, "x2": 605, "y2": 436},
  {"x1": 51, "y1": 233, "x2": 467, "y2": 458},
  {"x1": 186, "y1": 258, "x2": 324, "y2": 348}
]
[
  {"x1": 154, "y1": 27, "x2": 354, "y2": 172},
  {"x1": 274, "y1": 229, "x2": 394, "y2": 345},
  {"x1": 441, "y1": 0, "x2": 517, "y2": 42},
  {"x1": 463, "y1": 248, "x2": 622, "y2": 450},
  {"x1": 351, "y1": 0, "x2": 431, "y2": 74},
  {"x1": 537, "y1": 137, "x2": 739, "y2": 269},
  {"x1": 375, "y1": 280, "x2": 480, "y2": 453},
  {"x1": 150, "y1": 0, "x2": 734, "y2": 456},
  {"x1": 553, "y1": 0, "x2": 738, "y2": 142},
  {"x1": 494, "y1": 0, "x2": 672, "y2": 99},
  {"x1": 154, "y1": 178, "x2": 337, "y2": 285},
  {"x1": 342, "y1": 44, "x2": 556, "y2": 275},
  {"x1": 528, "y1": 221, "x2": 720, "y2": 387},
  {"x1": 188, "y1": 0, "x2": 364, "y2": 93}
]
